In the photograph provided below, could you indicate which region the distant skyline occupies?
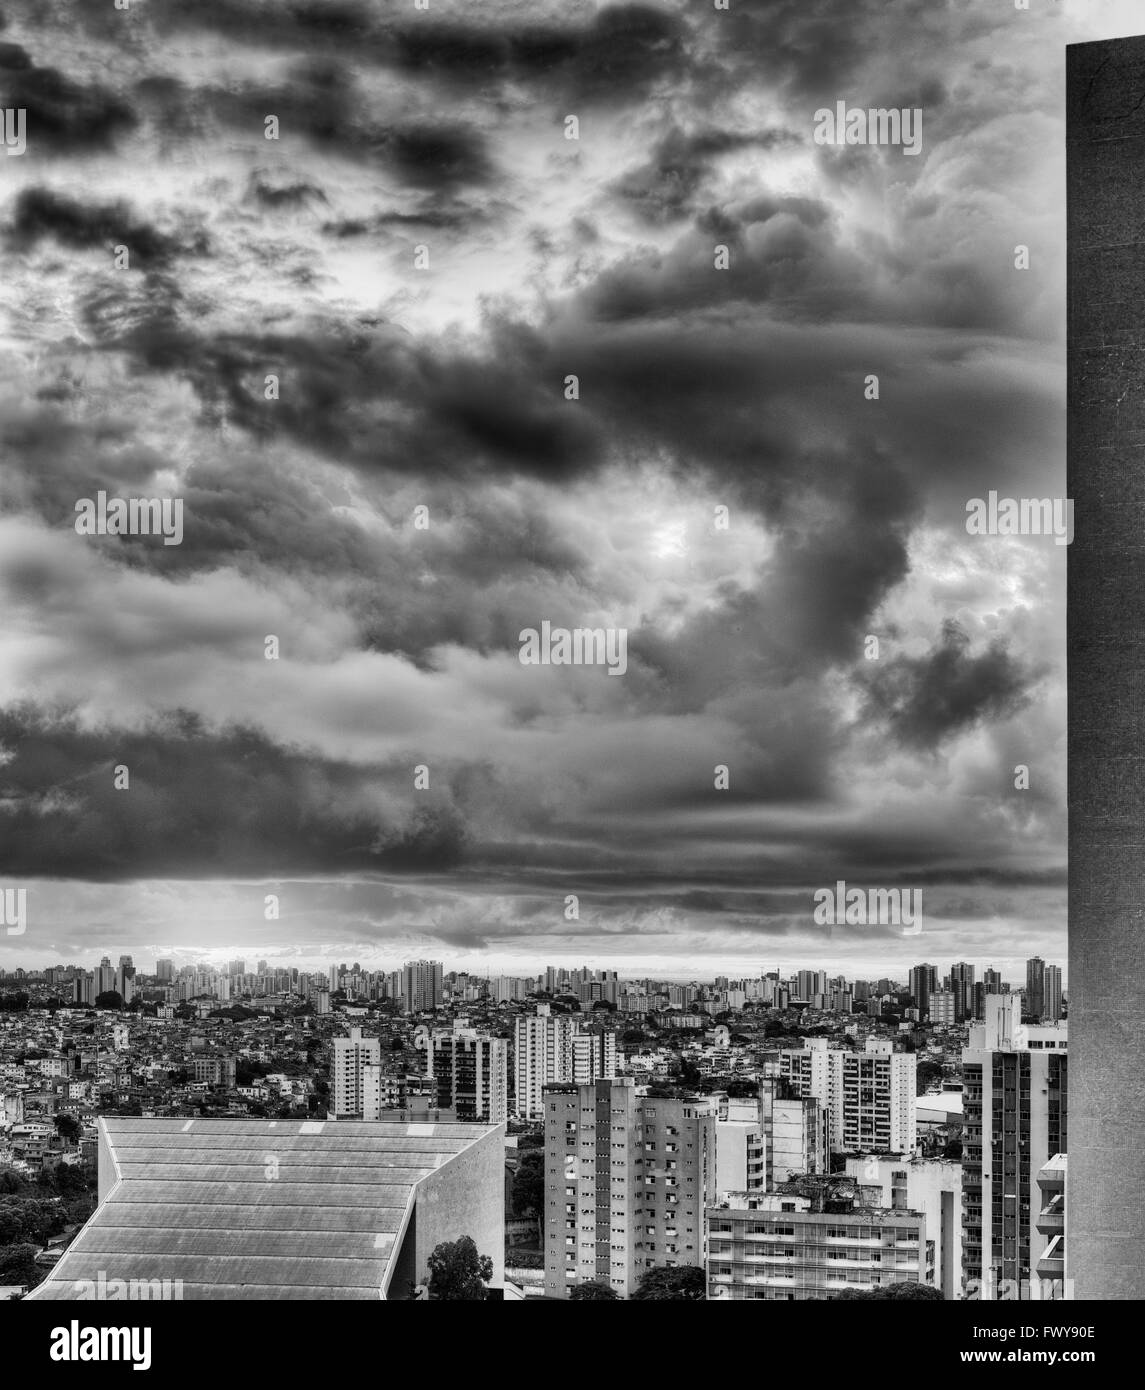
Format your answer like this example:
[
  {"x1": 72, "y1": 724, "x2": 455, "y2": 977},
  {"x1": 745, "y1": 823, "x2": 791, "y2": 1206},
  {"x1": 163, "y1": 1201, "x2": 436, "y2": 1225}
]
[
  {"x1": 3, "y1": 945, "x2": 1065, "y2": 989},
  {"x1": 7, "y1": 0, "x2": 1142, "y2": 975}
]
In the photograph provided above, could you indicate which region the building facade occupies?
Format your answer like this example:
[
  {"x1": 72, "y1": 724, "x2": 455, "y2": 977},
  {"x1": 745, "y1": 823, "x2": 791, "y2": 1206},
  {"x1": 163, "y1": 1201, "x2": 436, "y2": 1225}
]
[
  {"x1": 961, "y1": 994, "x2": 1068, "y2": 1299},
  {"x1": 542, "y1": 1078, "x2": 714, "y2": 1300},
  {"x1": 778, "y1": 1038, "x2": 915, "y2": 1155},
  {"x1": 429, "y1": 1027, "x2": 508, "y2": 1123},
  {"x1": 707, "y1": 1191, "x2": 931, "y2": 1301},
  {"x1": 331, "y1": 1027, "x2": 382, "y2": 1119}
]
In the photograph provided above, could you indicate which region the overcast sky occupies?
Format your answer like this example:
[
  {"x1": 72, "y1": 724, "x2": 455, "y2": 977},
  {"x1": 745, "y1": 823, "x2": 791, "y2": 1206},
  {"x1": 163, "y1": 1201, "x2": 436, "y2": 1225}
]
[{"x1": 2, "y1": 0, "x2": 1137, "y2": 981}]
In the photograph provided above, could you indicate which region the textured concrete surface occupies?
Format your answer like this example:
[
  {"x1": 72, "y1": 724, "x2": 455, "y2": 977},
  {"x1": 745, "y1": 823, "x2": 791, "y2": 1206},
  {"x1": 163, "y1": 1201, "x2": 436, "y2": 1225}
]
[{"x1": 1067, "y1": 35, "x2": 1145, "y2": 1302}]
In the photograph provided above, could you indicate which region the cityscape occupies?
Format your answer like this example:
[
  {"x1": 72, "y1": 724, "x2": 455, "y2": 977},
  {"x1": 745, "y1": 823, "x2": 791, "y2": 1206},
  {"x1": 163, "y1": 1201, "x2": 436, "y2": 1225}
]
[
  {"x1": 0, "y1": 953, "x2": 1065, "y2": 1301},
  {"x1": 7, "y1": 0, "x2": 1136, "y2": 1330}
]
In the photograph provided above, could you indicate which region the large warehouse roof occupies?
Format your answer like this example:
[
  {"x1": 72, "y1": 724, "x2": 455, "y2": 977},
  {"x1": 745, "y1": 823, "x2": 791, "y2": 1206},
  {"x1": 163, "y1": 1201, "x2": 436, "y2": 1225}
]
[{"x1": 27, "y1": 1117, "x2": 498, "y2": 1300}]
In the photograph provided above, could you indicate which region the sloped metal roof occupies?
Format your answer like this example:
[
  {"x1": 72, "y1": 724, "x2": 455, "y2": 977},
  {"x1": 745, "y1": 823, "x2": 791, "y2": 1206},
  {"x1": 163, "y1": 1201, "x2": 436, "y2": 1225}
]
[{"x1": 27, "y1": 1117, "x2": 496, "y2": 1300}]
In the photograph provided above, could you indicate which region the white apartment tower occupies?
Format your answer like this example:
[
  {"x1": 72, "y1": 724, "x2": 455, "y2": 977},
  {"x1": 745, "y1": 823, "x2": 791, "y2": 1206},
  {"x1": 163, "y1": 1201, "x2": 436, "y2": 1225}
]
[
  {"x1": 779, "y1": 1037, "x2": 915, "y2": 1154},
  {"x1": 331, "y1": 1027, "x2": 382, "y2": 1119},
  {"x1": 514, "y1": 1006, "x2": 616, "y2": 1120}
]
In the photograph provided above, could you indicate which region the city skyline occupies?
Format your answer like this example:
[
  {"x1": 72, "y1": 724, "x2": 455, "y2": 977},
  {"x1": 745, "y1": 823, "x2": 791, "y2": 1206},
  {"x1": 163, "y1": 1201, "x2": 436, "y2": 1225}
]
[{"x1": 1, "y1": 948, "x2": 1065, "y2": 991}]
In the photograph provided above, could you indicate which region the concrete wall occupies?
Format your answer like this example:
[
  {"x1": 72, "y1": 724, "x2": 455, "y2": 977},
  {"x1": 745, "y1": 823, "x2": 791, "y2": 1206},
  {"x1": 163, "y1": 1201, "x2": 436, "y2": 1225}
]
[
  {"x1": 411, "y1": 1123, "x2": 506, "y2": 1296},
  {"x1": 1067, "y1": 36, "x2": 1145, "y2": 1301}
]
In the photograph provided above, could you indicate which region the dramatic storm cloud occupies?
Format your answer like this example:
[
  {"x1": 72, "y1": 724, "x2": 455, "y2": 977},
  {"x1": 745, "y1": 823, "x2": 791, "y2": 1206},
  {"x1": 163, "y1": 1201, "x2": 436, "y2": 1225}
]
[{"x1": 0, "y1": 0, "x2": 1118, "y2": 979}]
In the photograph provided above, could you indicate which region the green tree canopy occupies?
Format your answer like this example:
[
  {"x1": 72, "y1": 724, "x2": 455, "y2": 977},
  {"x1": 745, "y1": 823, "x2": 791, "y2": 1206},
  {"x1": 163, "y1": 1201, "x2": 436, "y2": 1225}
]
[
  {"x1": 511, "y1": 1151, "x2": 545, "y2": 1217},
  {"x1": 569, "y1": 1280, "x2": 620, "y2": 1301},
  {"x1": 631, "y1": 1266, "x2": 706, "y2": 1301},
  {"x1": 426, "y1": 1235, "x2": 494, "y2": 1301},
  {"x1": 54, "y1": 1114, "x2": 81, "y2": 1144},
  {"x1": 836, "y1": 1281, "x2": 943, "y2": 1300}
]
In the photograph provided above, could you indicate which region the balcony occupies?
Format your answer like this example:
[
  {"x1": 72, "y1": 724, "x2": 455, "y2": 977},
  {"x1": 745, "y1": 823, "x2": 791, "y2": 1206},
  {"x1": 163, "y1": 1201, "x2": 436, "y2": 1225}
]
[
  {"x1": 1036, "y1": 1234, "x2": 1065, "y2": 1279},
  {"x1": 1036, "y1": 1191, "x2": 1064, "y2": 1236}
]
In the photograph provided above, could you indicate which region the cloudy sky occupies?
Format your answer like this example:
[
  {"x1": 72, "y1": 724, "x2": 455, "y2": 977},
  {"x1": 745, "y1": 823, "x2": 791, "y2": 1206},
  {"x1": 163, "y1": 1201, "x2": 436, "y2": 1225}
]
[{"x1": 1, "y1": 0, "x2": 1137, "y2": 981}]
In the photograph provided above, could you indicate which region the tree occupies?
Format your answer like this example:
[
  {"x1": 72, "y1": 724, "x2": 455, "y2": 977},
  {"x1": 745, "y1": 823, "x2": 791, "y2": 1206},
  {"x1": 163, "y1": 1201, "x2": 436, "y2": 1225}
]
[
  {"x1": 425, "y1": 1236, "x2": 493, "y2": 1301},
  {"x1": 569, "y1": 1280, "x2": 620, "y2": 1301},
  {"x1": 511, "y1": 1151, "x2": 545, "y2": 1217},
  {"x1": 54, "y1": 1114, "x2": 81, "y2": 1144},
  {"x1": 836, "y1": 1281, "x2": 943, "y2": 1301},
  {"x1": 725, "y1": 1080, "x2": 758, "y2": 1098},
  {"x1": 942, "y1": 1138, "x2": 963, "y2": 1160},
  {"x1": 884, "y1": 1281, "x2": 943, "y2": 1300},
  {"x1": 630, "y1": 1266, "x2": 706, "y2": 1301},
  {"x1": 95, "y1": 991, "x2": 123, "y2": 1010},
  {"x1": 0, "y1": 1243, "x2": 38, "y2": 1286},
  {"x1": 917, "y1": 1060, "x2": 944, "y2": 1090}
]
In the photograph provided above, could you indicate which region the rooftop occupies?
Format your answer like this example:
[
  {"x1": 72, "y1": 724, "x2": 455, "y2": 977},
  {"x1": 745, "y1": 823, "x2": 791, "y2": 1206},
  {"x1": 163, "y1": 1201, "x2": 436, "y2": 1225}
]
[{"x1": 27, "y1": 1116, "x2": 498, "y2": 1300}]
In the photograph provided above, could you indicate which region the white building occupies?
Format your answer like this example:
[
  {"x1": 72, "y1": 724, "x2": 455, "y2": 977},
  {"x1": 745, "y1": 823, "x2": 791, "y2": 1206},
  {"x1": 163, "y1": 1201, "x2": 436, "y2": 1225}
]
[
  {"x1": 513, "y1": 1006, "x2": 616, "y2": 1120},
  {"x1": 779, "y1": 1037, "x2": 915, "y2": 1154},
  {"x1": 331, "y1": 1027, "x2": 382, "y2": 1119},
  {"x1": 846, "y1": 1153, "x2": 962, "y2": 1298}
]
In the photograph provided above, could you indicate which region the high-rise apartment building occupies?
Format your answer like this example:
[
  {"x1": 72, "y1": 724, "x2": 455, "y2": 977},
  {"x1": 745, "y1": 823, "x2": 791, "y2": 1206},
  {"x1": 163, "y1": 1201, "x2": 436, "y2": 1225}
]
[
  {"x1": 909, "y1": 963, "x2": 937, "y2": 1018},
  {"x1": 950, "y1": 962, "x2": 976, "y2": 1022},
  {"x1": 795, "y1": 969, "x2": 828, "y2": 1001},
  {"x1": 1043, "y1": 964, "x2": 1063, "y2": 1022},
  {"x1": 513, "y1": 1007, "x2": 617, "y2": 1120},
  {"x1": 331, "y1": 1027, "x2": 382, "y2": 1120},
  {"x1": 928, "y1": 990, "x2": 956, "y2": 1027},
  {"x1": 1025, "y1": 957, "x2": 1045, "y2": 1021},
  {"x1": 155, "y1": 958, "x2": 174, "y2": 982},
  {"x1": 96, "y1": 957, "x2": 115, "y2": 997},
  {"x1": 428, "y1": 1027, "x2": 508, "y2": 1123},
  {"x1": 961, "y1": 994, "x2": 1068, "y2": 1300},
  {"x1": 841, "y1": 1039, "x2": 916, "y2": 1154},
  {"x1": 542, "y1": 1078, "x2": 714, "y2": 1300},
  {"x1": 401, "y1": 960, "x2": 443, "y2": 1014},
  {"x1": 778, "y1": 1039, "x2": 842, "y2": 1148},
  {"x1": 778, "y1": 1038, "x2": 915, "y2": 1154}
]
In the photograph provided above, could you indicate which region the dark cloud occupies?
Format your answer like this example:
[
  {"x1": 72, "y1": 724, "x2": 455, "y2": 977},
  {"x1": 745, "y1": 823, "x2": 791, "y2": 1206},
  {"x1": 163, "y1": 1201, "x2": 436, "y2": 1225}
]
[
  {"x1": 611, "y1": 127, "x2": 796, "y2": 224},
  {"x1": 385, "y1": 124, "x2": 495, "y2": 191},
  {"x1": 245, "y1": 174, "x2": 329, "y2": 210},
  {"x1": 0, "y1": 706, "x2": 467, "y2": 879},
  {"x1": 63, "y1": 299, "x2": 603, "y2": 486},
  {"x1": 711, "y1": 0, "x2": 939, "y2": 108},
  {"x1": 6, "y1": 188, "x2": 205, "y2": 268},
  {"x1": 393, "y1": 4, "x2": 687, "y2": 103},
  {"x1": 0, "y1": 54, "x2": 137, "y2": 151},
  {"x1": 857, "y1": 620, "x2": 1044, "y2": 748}
]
